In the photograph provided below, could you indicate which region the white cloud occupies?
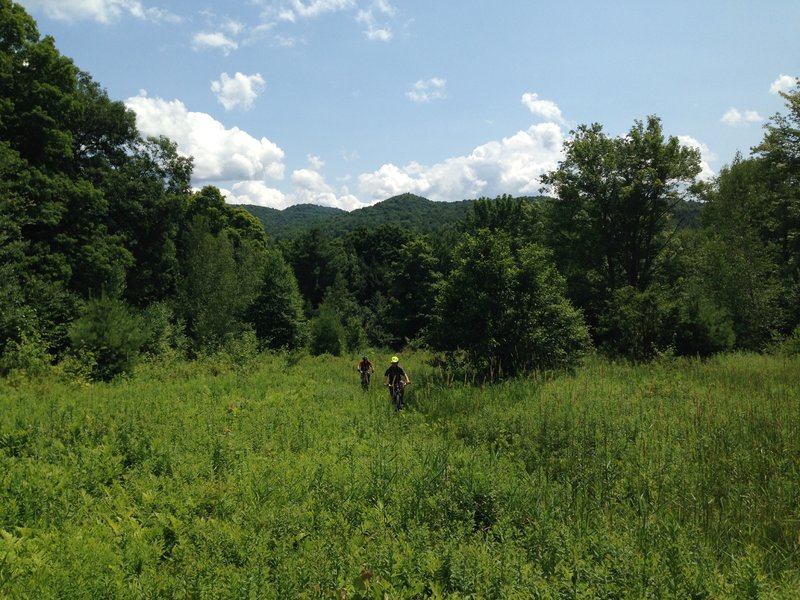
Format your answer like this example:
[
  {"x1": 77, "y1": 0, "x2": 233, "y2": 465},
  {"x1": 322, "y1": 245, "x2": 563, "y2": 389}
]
[
  {"x1": 211, "y1": 72, "x2": 266, "y2": 111},
  {"x1": 356, "y1": 0, "x2": 396, "y2": 41},
  {"x1": 341, "y1": 147, "x2": 360, "y2": 162},
  {"x1": 257, "y1": 0, "x2": 397, "y2": 45},
  {"x1": 19, "y1": 0, "x2": 179, "y2": 23},
  {"x1": 192, "y1": 31, "x2": 238, "y2": 54},
  {"x1": 521, "y1": 92, "x2": 564, "y2": 123},
  {"x1": 285, "y1": 0, "x2": 357, "y2": 19},
  {"x1": 222, "y1": 158, "x2": 362, "y2": 210},
  {"x1": 271, "y1": 34, "x2": 305, "y2": 48},
  {"x1": 770, "y1": 74, "x2": 797, "y2": 95},
  {"x1": 222, "y1": 122, "x2": 711, "y2": 211},
  {"x1": 222, "y1": 18, "x2": 245, "y2": 36},
  {"x1": 720, "y1": 107, "x2": 763, "y2": 127},
  {"x1": 289, "y1": 168, "x2": 362, "y2": 209},
  {"x1": 126, "y1": 91, "x2": 285, "y2": 182},
  {"x1": 307, "y1": 155, "x2": 325, "y2": 170},
  {"x1": 406, "y1": 78, "x2": 447, "y2": 103},
  {"x1": 358, "y1": 122, "x2": 565, "y2": 202},
  {"x1": 222, "y1": 181, "x2": 289, "y2": 208},
  {"x1": 677, "y1": 135, "x2": 716, "y2": 181}
]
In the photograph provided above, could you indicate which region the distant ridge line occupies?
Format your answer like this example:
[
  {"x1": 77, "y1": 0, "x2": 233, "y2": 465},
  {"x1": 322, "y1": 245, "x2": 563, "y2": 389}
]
[{"x1": 240, "y1": 193, "x2": 480, "y2": 239}]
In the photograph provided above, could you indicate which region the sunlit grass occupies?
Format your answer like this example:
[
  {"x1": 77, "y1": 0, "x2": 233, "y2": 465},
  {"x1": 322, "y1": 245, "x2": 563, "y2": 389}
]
[{"x1": 1, "y1": 351, "x2": 799, "y2": 597}]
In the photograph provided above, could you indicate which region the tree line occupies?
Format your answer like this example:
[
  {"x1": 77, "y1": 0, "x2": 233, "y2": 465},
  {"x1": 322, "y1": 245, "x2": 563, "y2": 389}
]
[{"x1": 1, "y1": 0, "x2": 798, "y2": 381}]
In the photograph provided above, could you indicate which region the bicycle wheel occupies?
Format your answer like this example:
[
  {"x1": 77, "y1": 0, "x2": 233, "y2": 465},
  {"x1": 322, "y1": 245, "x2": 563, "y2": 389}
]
[{"x1": 393, "y1": 384, "x2": 403, "y2": 411}]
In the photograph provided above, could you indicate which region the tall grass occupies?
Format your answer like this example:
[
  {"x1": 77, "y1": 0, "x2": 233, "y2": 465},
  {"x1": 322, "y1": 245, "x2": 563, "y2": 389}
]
[{"x1": 1, "y1": 351, "x2": 798, "y2": 597}]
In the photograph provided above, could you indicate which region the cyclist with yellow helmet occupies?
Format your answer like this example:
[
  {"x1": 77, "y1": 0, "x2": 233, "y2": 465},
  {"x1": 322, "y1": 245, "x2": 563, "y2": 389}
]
[{"x1": 384, "y1": 356, "x2": 410, "y2": 410}]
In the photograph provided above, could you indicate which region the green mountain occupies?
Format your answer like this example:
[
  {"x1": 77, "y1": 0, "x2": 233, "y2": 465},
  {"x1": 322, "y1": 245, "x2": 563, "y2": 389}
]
[
  {"x1": 242, "y1": 193, "x2": 704, "y2": 240},
  {"x1": 241, "y1": 193, "x2": 478, "y2": 239},
  {"x1": 242, "y1": 203, "x2": 347, "y2": 240}
]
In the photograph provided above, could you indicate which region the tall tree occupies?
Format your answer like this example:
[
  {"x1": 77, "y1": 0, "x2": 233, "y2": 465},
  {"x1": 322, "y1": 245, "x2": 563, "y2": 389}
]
[
  {"x1": 752, "y1": 80, "x2": 800, "y2": 330},
  {"x1": 282, "y1": 228, "x2": 347, "y2": 311},
  {"x1": 178, "y1": 217, "x2": 253, "y2": 350},
  {"x1": 700, "y1": 155, "x2": 787, "y2": 349},
  {"x1": 385, "y1": 237, "x2": 441, "y2": 345},
  {"x1": 0, "y1": 2, "x2": 136, "y2": 353},
  {"x1": 176, "y1": 187, "x2": 272, "y2": 351},
  {"x1": 541, "y1": 116, "x2": 702, "y2": 345},
  {"x1": 103, "y1": 137, "x2": 191, "y2": 307},
  {"x1": 246, "y1": 248, "x2": 307, "y2": 350},
  {"x1": 430, "y1": 230, "x2": 589, "y2": 378},
  {"x1": 462, "y1": 195, "x2": 543, "y2": 246},
  {"x1": 346, "y1": 224, "x2": 416, "y2": 304}
]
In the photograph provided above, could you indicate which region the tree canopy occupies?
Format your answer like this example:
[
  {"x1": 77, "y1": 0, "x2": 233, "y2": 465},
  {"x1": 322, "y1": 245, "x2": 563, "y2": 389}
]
[{"x1": 2, "y1": 1, "x2": 800, "y2": 380}]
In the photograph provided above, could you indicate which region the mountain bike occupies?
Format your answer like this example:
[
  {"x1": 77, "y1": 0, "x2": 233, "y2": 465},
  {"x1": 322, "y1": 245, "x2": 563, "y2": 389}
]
[
  {"x1": 359, "y1": 369, "x2": 371, "y2": 391},
  {"x1": 388, "y1": 380, "x2": 408, "y2": 411}
]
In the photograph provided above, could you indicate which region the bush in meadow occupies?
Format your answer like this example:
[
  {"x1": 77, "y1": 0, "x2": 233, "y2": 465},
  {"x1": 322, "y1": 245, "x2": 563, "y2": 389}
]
[{"x1": 68, "y1": 294, "x2": 147, "y2": 381}]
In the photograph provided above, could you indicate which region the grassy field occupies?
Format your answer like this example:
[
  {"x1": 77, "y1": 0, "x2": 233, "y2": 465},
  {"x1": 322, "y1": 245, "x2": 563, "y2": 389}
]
[{"x1": 1, "y1": 351, "x2": 799, "y2": 598}]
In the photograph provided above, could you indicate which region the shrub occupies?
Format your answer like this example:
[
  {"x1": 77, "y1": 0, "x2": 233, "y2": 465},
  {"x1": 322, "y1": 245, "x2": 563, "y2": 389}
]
[
  {"x1": 775, "y1": 325, "x2": 800, "y2": 356},
  {"x1": 68, "y1": 295, "x2": 147, "y2": 381},
  {"x1": 673, "y1": 284, "x2": 736, "y2": 356},
  {"x1": 139, "y1": 301, "x2": 187, "y2": 359},
  {"x1": 0, "y1": 332, "x2": 53, "y2": 379},
  {"x1": 430, "y1": 231, "x2": 590, "y2": 378},
  {"x1": 309, "y1": 306, "x2": 345, "y2": 356},
  {"x1": 213, "y1": 329, "x2": 260, "y2": 373}
]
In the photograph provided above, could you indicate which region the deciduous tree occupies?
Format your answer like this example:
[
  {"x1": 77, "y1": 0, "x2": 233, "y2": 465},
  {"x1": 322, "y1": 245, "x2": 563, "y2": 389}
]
[
  {"x1": 430, "y1": 230, "x2": 589, "y2": 377},
  {"x1": 541, "y1": 116, "x2": 701, "y2": 351}
]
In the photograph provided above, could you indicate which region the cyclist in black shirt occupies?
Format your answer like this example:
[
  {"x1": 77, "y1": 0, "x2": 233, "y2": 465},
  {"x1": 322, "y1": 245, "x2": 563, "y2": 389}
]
[{"x1": 384, "y1": 356, "x2": 410, "y2": 409}]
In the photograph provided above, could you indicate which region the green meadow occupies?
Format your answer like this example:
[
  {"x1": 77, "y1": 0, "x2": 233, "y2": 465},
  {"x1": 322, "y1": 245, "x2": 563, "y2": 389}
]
[{"x1": 1, "y1": 352, "x2": 799, "y2": 598}]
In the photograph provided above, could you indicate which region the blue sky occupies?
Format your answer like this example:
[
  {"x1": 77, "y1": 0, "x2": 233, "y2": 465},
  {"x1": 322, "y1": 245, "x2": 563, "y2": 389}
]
[{"x1": 17, "y1": 0, "x2": 800, "y2": 210}]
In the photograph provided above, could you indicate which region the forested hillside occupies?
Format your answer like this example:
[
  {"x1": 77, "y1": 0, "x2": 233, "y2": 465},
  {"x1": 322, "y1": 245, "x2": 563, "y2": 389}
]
[
  {"x1": 241, "y1": 203, "x2": 346, "y2": 240},
  {"x1": 1, "y1": 0, "x2": 799, "y2": 383},
  {"x1": 242, "y1": 193, "x2": 480, "y2": 240},
  {"x1": 244, "y1": 193, "x2": 704, "y2": 241}
]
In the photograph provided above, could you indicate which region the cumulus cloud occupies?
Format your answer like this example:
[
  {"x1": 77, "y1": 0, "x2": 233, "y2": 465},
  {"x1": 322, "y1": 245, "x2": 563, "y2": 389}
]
[
  {"x1": 222, "y1": 121, "x2": 711, "y2": 211},
  {"x1": 289, "y1": 166, "x2": 362, "y2": 209},
  {"x1": 356, "y1": 0, "x2": 396, "y2": 41},
  {"x1": 521, "y1": 92, "x2": 565, "y2": 123},
  {"x1": 222, "y1": 181, "x2": 289, "y2": 208},
  {"x1": 20, "y1": 0, "x2": 179, "y2": 23},
  {"x1": 223, "y1": 157, "x2": 362, "y2": 210},
  {"x1": 282, "y1": 0, "x2": 357, "y2": 20},
  {"x1": 770, "y1": 74, "x2": 797, "y2": 95},
  {"x1": 192, "y1": 31, "x2": 238, "y2": 54},
  {"x1": 406, "y1": 78, "x2": 447, "y2": 103},
  {"x1": 677, "y1": 135, "x2": 716, "y2": 181},
  {"x1": 307, "y1": 155, "x2": 325, "y2": 170},
  {"x1": 257, "y1": 0, "x2": 398, "y2": 46},
  {"x1": 720, "y1": 107, "x2": 763, "y2": 127},
  {"x1": 221, "y1": 18, "x2": 245, "y2": 36},
  {"x1": 211, "y1": 72, "x2": 266, "y2": 111},
  {"x1": 125, "y1": 91, "x2": 285, "y2": 182},
  {"x1": 358, "y1": 122, "x2": 565, "y2": 202}
]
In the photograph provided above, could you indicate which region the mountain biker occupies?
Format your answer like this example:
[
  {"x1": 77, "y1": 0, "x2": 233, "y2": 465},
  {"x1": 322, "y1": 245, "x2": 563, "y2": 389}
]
[
  {"x1": 357, "y1": 355, "x2": 374, "y2": 374},
  {"x1": 357, "y1": 356, "x2": 374, "y2": 387},
  {"x1": 383, "y1": 355, "x2": 410, "y2": 402}
]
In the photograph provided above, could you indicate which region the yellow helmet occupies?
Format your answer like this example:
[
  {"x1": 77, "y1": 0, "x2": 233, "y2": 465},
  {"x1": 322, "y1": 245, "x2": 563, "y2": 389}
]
[{"x1": 391, "y1": 356, "x2": 399, "y2": 363}]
